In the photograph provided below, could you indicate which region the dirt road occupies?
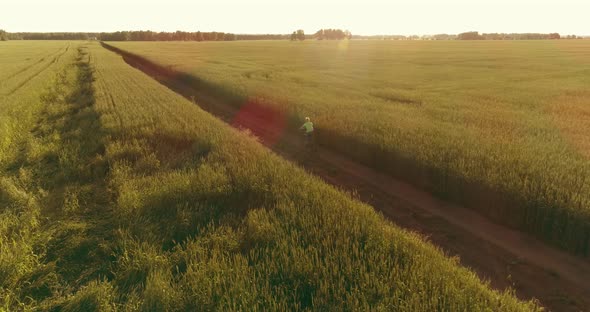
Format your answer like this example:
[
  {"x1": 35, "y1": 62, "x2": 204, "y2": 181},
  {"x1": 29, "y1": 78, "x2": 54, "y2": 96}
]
[{"x1": 103, "y1": 42, "x2": 590, "y2": 311}]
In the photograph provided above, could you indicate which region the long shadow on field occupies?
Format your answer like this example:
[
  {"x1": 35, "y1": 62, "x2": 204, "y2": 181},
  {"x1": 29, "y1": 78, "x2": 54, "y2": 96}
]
[
  {"x1": 15, "y1": 46, "x2": 115, "y2": 304},
  {"x1": 101, "y1": 43, "x2": 294, "y2": 146},
  {"x1": 101, "y1": 42, "x2": 242, "y2": 119}
]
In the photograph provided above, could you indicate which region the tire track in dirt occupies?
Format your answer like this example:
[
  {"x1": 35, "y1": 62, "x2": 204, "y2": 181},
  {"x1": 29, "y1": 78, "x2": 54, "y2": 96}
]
[
  {"x1": 3, "y1": 56, "x2": 48, "y2": 81},
  {"x1": 102, "y1": 42, "x2": 590, "y2": 311},
  {"x1": 3, "y1": 46, "x2": 65, "y2": 81},
  {"x1": 5, "y1": 44, "x2": 71, "y2": 96}
]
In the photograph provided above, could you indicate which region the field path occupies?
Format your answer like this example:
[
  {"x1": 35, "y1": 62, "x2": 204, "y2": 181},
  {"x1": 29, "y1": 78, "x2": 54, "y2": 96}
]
[{"x1": 102, "y1": 42, "x2": 590, "y2": 311}]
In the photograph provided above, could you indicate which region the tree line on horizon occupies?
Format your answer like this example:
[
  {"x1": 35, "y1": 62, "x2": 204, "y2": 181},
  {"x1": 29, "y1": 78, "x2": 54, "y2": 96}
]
[
  {"x1": 353, "y1": 32, "x2": 585, "y2": 40},
  {"x1": 0, "y1": 30, "x2": 291, "y2": 41},
  {"x1": 0, "y1": 29, "x2": 586, "y2": 41},
  {"x1": 100, "y1": 31, "x2": 240, "y2": 41},
  {"x1": 1, "y1": 29, "x2": 354, "y2": 41},
  {"x1": 455, "y1": 31, "x2": 576, "y2": 40}
]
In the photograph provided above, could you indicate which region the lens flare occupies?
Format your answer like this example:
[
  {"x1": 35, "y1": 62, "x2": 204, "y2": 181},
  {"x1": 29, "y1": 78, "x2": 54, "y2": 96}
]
[{"x1": 231, "y1": 97, "x2": 287, "y2": 146}]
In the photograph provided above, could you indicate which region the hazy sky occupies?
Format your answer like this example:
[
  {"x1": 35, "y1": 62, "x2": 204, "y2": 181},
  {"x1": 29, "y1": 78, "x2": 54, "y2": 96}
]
[{"x1": 2, "y1": 0, "x2": 589, "y2": 35}]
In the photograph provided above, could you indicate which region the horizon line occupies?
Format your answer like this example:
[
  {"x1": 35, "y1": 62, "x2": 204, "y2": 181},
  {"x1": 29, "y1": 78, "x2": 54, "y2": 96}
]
[{"x1": 4, "y1": 30, "x2": 589, "y2": 37}]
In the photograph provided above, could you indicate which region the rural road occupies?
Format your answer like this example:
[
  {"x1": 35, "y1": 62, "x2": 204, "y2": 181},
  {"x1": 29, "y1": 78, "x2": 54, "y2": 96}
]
[{"x1": 103, "y1": 42, "x2": 590, "y2": 311}]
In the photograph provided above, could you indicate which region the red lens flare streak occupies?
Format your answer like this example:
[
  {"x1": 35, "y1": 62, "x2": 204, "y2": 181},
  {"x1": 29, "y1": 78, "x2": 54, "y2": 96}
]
[{"x1": 231, "y1": 97, "x2": 287, "y2": 147}]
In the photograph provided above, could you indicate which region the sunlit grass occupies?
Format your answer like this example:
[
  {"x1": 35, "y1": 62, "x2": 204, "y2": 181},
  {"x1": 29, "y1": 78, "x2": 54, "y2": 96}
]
[
  {"x1": 88, "y1": 42, "x2": 540, "y2": 310},
  {"x1": 0, "y1": 40, "x2": 540, "y2": 310},
  {"x1": 111, "y1": 40, "x2": 590, "y2": 255}
]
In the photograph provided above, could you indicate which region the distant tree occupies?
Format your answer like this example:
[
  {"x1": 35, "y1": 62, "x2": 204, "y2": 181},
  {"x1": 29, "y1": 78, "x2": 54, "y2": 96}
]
[
  {"x1": 7, "y1": 32, "x2": 22, "y2": 40},
  {"x1": 223, "y1": 33, "x2": 236, "y2": 41},
  {"x1": 296, "y1": 29, "x2": 305, "y2": 41},
  {"x1": 565, "y1": 34, "x2": 581, "y2": 39},
  {"x1": 237, "y1": 34, "x2": 291, "y2": 40},
  {"x1": 173, "y1": 30, "x2": 185, "y2": 41},
  {"x1": 314, "y1": 29, "x2": 325, "y2": 40},
  {"x1": 432, "y1": 34, "x2": 456, "y2": 40},
  {"x1": 157, "y1": 32, "x2": 172, "y2": 41},
  {"x1": 457, "y1": 31, "x2": 483, "y2": 40},
  {"x1": 120, "y1": 31, "x2": 131, "y2": 41},
  {"x1": 482, "y1": 33, "x2": 502, "y2": 40},
  {"x1": 353, "y1": 34, "x2": 408, "y2": 40},
  {"x1": 0, "y1": 29, "x2": 8, "y2": 41},
  {"x1": 290, "y1": 31, "x2": 297, "y2": 41},
  {"x1": 196, "y1": 31, "x2": 203, "y2": 41},
  {"x1": 473, "y1": 32, "x2": 564, "y2": 40},
  {"x1": 313, "y1": 29, "x2": 347, "y2": 40},
  {"x1": 130, "y1": 30, "x2": 155, "y2": 41},
  {"x1": 100, "y1": 31, "x2": 129, "y2": 41}
]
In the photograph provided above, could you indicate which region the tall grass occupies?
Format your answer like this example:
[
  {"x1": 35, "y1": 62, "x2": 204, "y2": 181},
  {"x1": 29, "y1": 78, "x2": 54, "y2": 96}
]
[
  {"x1": 0, "y1": 41, "x2": 539, "y2": 310},
  {"x1": 88, "y1": 43, "x2": 539, "y2": 310},
  {"x1": 109, "y1": 40, "x2": 590, "y2": 255},
  {"x1": 0, "y1": 41, "x2": 78, "y2": 310}
]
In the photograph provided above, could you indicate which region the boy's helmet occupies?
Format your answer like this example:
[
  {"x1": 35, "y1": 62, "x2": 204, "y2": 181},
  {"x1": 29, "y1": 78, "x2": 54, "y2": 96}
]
[{"x1": 305, "y1": 117, "x2": 310, "y2": 121}]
